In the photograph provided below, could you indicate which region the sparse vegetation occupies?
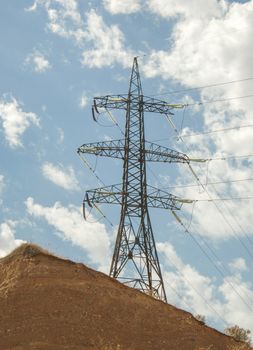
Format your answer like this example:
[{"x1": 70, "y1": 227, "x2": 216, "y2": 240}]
[
  {"x1": 225, "y1": 325, "x2": 251, "y2": 345},
  {"x1": 195, "y1": 314, "x2": 206, "y2": 324}
]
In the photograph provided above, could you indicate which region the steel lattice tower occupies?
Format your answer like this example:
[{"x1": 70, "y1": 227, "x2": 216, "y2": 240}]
[{"x1": 78, "y1": 58, "x2": 190, "y2": 302}]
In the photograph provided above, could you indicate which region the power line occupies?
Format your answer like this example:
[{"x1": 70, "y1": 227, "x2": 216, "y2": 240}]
[
  {"x1": 162, "y1": 114, "x2": 253, "y2": 263},
  {"x1": 162, "y1": 113, "x2": 253, "y2": 254},
  {"x1": 151, "y1": 124, "x2": 253, "y2": 143},
  {"x1": 160, "y1": 177, "x2": 253, "y2": 190},
  {"x1": 211, "y1": 183, "x2": 253, "y2": 247},
  {"x1": 142, "y1": 131, "x2": 253, "y2": 306},
  {"x1": 162, "y1": 256, "x2": 229, "y2": 327},
  {"x1": 177, "y1": 123, "x2": 253, "y2": 139},
  {"x1": 162, "y1": 275, "x2": 196, "y2": 315},
  {"x1": 166, "y1": 176, "x2": 253, "y2": 248},
  {"x1": 186, "y1": 93, "x2": 253, "y2": 107},
  {"x1": 209, "y1": 154, "x2": 253, "y2": 161},
  {"x1": 150, "y1": 76, "x2": 253, "y2": 97},
  {"x1": 188, "y1": 164, "x2": 253, "y2": 262},
  {"x1": 172, "y1": 109, "x2": 253, "y2": 262},
  {"x1": 153, "y1": 145, "x2": 253, "y2": 308},
  {"x1": 78, "y1": 153, "x2": 115, "y2": 228},
  {"x1": 145, "y1": 71, "x2": 253, "y2": 307},
  {"x1": 78, "y1": 153, "x2": 105, "y2": 187},
  {"x1": 154, "y1": 89, "x2": 253, "y2": 253},
  {"x1": 179, "y1": 193, "x2": 253, "y2": 248},
  {"x1": 171, "y1": 210, "x2": 253, "y2": 312},
  {"x1": 193, "y1": 196, "x2": 253, "y2": 202},
  {"x1": 163, "y1": 117, "x2": 250, "y2": 177}
]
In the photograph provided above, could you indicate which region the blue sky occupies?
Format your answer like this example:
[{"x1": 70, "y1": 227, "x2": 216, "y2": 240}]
[{"x1": 1, "y1": 0, "x2": 253, "y2": 336}]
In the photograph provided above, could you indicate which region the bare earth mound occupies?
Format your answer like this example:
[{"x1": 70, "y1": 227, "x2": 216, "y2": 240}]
[{"x1": 0, "y1": 243, "x2": 251, "y2": 350}]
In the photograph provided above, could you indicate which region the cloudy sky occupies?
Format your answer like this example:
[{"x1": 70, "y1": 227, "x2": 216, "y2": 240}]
[{"x1": 1, "y1": 0, "x2": 253, "y2": 336}]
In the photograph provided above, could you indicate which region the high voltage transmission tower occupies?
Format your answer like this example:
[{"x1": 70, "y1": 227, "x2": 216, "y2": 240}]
[{"x1": 78, "y1": 57, "x2": 193, "y2": 302}]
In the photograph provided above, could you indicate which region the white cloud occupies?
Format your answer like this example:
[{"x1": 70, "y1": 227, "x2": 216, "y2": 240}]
[
  {"x1": 42, "y1": 162, "x2": 80, "y2": 191},
  {"x1": 26, "y1": 0, "x2": 84, "y2": 42},
  {"x1": 158, "y1": 241, "x2": 253, "y2": 333},
  {"x1": 103, "y1": 0, "x2": 141, "y2": 14},
  {"x1": 81, "y1": 10, "x2": 133, "y2": 68},
  {"x1": 25, "y1": 50, "x2": 51, "y2": 73},
  {"x1": 144, "y1": 1, "x2": 253, "y2": 85},
  {"x1": 229, "y1": 257, "x2": 248, "y2": 272},
  {"x1": 0, "y1": 95, "x2": 40, "y2": 148},
  {"x1": 26, "y1": 0, "x2": 82, "y2": 23},
  {"x1": 25, "y1": 197, "x2": 112, "y2": 270},
  {"x1": 0, "y1": 221, "x2": 25, "y2": 258},
  {"x1": 147, "y1": 0, "x2": 227, "y2": 20},
  {"x1": 27, "y1": 2, "x2": 133, "y2": 68},
  {"x1": 79, "y1": 93, "x2": 88, "y2": 109}
]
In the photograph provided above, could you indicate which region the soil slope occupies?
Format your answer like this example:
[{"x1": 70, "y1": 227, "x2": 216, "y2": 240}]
[{"x1": 0, "y1": 243, "x2": 251, "y2": 350}]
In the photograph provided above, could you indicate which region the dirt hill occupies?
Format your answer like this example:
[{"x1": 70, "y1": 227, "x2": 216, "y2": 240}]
[{"x1": 0, "y1": 243, "x2": 251, "y2": 350}]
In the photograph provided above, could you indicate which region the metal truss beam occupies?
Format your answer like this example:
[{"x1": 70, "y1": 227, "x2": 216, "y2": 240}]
[
  {"x1": 93, "y1": 95, "x2": 185, "y2": 115},
  {"x1": 83, "y1": 184, "x2": 185, "y2": 213},
  {"x1": 78, "y1": 140, "x2": 189, "y2": 163}
]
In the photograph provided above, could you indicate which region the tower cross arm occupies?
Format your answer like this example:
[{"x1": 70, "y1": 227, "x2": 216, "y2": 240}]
[
  {"x1": 147, "y1": 185, "x2": 193, "y2": 210},
  {"x1": 145, "y1": 142, "x2": 189, "y2": 163},
  {"x1": 85, "y1": 184, "x2": 123, "y2": 207},
  {"x1": 77, "y1": 139, "x2": 125, "y2": 159},
  {"x1": 141, "y1": 96, "x2": 185, "y2": 115},
  {"x1": 83, "y1": 184, "x2": 190, "y2": 211},
  {"x1": 77, "y1": 140, "x2": 190, "y2": 163},
  {"x1": 93, "y1": 95, "x2": 185, "y2": 115}
]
